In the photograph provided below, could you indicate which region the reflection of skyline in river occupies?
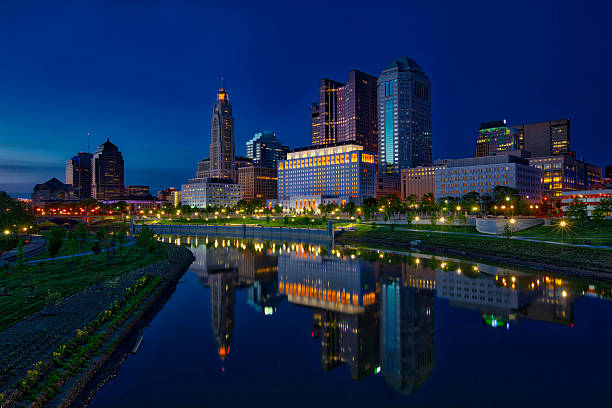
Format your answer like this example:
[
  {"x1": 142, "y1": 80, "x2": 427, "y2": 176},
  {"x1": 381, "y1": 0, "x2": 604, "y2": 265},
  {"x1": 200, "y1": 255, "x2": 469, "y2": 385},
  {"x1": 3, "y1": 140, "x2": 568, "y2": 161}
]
[{"x1": 176, "y1": 236, "x2": 597, "y2": 395}]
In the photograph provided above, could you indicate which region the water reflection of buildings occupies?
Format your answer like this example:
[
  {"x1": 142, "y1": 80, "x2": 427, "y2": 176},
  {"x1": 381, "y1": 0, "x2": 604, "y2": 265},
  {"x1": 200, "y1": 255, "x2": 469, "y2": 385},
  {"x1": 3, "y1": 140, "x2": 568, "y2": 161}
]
[
  {"x1": 279, "y1": 252, "x2": 379, "y2": 380},
  {"x1": 180, "y1": 236, "x2": 585, "y2": 395},
  {"x1": 188, "y1": 238, "x2": 280, "y2": 360},
  {"x1": 437, "y1": 268, "x2": 575, "y2": 327},
  {"x1": 380, "y1": 264, "x2": 435, "y2": 395}
]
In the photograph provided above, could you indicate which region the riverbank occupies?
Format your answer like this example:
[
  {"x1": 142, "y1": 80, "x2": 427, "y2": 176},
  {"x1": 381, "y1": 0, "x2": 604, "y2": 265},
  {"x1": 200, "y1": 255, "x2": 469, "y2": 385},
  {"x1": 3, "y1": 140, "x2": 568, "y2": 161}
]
[
  {"x1": 337, "y1": 228, "x2": 612, "y2": 279},
  {"x1": 0, "y1": 243, "x2": 194, "y2": 408}
]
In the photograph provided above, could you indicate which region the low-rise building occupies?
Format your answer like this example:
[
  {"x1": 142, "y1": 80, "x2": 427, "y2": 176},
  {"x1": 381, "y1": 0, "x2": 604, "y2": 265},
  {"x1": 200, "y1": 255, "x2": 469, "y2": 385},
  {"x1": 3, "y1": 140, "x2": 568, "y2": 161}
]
[
  {"x1": 126, "y1": 185, "x2": 150, "y2": 197},
  {"x1": 376, "y1": 174, "x2": 401, "y2": 199},
  {"x1": 32, "y1": 178, "x2": 76, "y2": 206},
  {"x1": 103, "y1": 195, "x2": 163, "y2": 213},
  {"x1": 435, "y1": 152, "x2": 541, "y2": 201},
  {"x1": 401, "y1": 166, "x2": 438, "y2": 200},
  {"x1": 181, "y1": 178, "x2": 242, "y2": 209},
  {"x1": 238, "y1": 166, "x2": 277, "y2": 201},
  {"x1": 277, "y1": 142, "x2": 376, "y2": 207},
  {"x1": 529, "y1": 154, "x2": 601, "y2": 201},
  {"x1": 561, "y1": 187, "x2": 612, "y2": 217}
]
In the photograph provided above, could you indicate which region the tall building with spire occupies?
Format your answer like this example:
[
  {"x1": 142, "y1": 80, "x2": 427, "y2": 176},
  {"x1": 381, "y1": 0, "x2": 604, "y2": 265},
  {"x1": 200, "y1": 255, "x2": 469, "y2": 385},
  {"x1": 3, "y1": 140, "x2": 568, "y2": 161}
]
[
  {"x1": 91, "y1": 139, "x2": 124, "y2": 200},
  {"x1": 210, "y1": 85, "x2": 236, "y2": 180},
  {"x1": 378, "y1": 57, "x2": 432, "y2": 175}
]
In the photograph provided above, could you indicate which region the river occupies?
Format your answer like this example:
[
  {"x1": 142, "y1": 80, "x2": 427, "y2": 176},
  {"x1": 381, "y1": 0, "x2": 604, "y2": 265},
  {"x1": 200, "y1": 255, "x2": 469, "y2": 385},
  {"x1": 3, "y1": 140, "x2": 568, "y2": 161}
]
[{"x1": 85, "y1": 236, "x2": 612, "y2": 407}]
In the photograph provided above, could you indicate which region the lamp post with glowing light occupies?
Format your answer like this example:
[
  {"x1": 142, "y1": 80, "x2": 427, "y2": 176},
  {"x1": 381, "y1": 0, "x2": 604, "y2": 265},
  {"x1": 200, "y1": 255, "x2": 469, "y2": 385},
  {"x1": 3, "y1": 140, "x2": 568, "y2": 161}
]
[{"x1": 559, "y1": 220, "x2": 567, "y2": 243}]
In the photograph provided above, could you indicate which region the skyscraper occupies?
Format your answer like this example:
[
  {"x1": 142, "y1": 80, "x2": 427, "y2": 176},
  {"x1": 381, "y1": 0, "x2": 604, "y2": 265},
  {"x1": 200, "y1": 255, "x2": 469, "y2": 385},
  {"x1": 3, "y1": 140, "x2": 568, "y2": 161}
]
[
  {"x1": 338, "y1": 70, "x2": 378, "y2": 153},
  {"x1": 509, "y1": 119, "x2": 570, "y2": 157},
  {"x1": 246, "y1": 131, "x2": 289, "y2": 168},
  {"x1": 378, "y1": 57, "x2": 432, "y2": 175},
  {"x1": 310, "y1": 71, "x2": 378, "y2": 152},
  {"x1": 310, "y1": 103, "x2": 321, "y2": 145},
  {"x1": 210, "y1": 86, "x2": 235, "y2": 180},
  {"x1": 91, "y1": 139, "x2": 124, "y2": 200},
  {"x1": 66, "y1": 152, "x2": 93, "y2": 200},
  {"x1": 475, "y1": 120, "x2": 520, "y2": 157}
]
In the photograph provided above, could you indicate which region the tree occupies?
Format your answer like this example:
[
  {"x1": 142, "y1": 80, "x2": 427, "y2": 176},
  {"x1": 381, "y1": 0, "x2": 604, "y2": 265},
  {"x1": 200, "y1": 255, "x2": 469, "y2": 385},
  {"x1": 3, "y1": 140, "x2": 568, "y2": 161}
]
[
  {"x1": 116, "y1": 224, "x2": 128, "y2": 252},
  {"x1": 47, "y1": 227, "x2": 65, "y2": 259},
  {"x1": 591, "y1": 197, "x2": 612, "y2": 228},
  {"x1": 73, "y1": 222, "x2": 88, "y2": 249},
  {"x1": 343, "y1": 202, "x2": 356, "y2": 216},
  {"x1": 565, "y1": 198, "x2": 588, "y2": 225},
  {"x1": 421, "y1": 193, "x2": 437, "y2": 214}
]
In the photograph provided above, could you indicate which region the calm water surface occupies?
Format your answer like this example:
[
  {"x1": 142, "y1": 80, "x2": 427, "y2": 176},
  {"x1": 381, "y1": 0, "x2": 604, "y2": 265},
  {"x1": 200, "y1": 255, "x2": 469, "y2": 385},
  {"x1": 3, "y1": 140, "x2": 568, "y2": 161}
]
[{"x1": 87, "y1": 237, "x2": 612, "y2": 407}]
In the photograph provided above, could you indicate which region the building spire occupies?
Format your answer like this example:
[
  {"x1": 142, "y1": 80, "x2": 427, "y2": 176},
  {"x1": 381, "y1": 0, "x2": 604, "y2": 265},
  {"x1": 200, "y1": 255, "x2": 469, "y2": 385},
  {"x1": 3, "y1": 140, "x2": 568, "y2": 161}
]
[{"x1": 221, "y1": 77, "x2": 225, "y2": 90}]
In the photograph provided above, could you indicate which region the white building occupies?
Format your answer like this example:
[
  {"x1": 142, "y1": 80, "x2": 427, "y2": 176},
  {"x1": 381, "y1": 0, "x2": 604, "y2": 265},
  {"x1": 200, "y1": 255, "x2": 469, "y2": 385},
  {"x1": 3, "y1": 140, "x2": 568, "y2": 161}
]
[
  {"x1": 561, "y1": 188, "x2": 612, "y2": 217},
  {"x1": 181, "y1": 178, "x2": 242, "y2": 209},
  {"x1": 435, "y1": 152, "x2": 542, "y2": 201}
]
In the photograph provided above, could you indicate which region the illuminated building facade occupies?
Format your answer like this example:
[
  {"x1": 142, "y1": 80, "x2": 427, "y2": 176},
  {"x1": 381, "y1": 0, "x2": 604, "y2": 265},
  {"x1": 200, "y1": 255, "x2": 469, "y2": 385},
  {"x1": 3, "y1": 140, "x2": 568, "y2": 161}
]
[
  {"x1": 126, "y1": 185, "x2": 149, "y2": 197},
  {"x1": 277, "y1": 142, "x2": 376, "y2": 208},
  {"x1": 606, "y1": 165, "x2": 612, "y2": 179},
  {"x1": 310, "y1": 71, "x2": 378, "y2": 153},
  {"x1": 401, "y1": 166, "x2": 438, "y2": 200},
  {"x1": 435, "y1": 153, "x2": 542, "y2": 200},
  {"x1": 91, "y1": 139, "x2": 125, "y2": 200},
  {"x1": 475, "y1": 120, "x2": 520, "y2": 157},
  {"x1": 66, "y1": 152, "x2": 93, "y2": 200},
  {"x1": 246, "y1": 131, "x2": 289, "y2": 168},
  {"x1": 238, "y1": 166, "x2": 277, "y2": 201},
  {"x1": 378, "y1": 57, "x2": 432, "y2": 175},
  {"x1": 561, "y1": 188, "x2": 612, "y2": 217},
  {"x1": 32, "y1": 177, "x2": 76, "y2": 206},
  {"x1": 529, "y1": 155, "x2": 601, "y2": 200},
  {"x1": 210, "y1": 86, "x2": 235, "y2": 180},
  {"x1": 181, "y1": 178, "x2": 242, "y2": 208},
  {"x1": 509, "y1": 118, "x2": 570, "y2": 157},
  {"x1": 310, "y1": 103, "x2": 321, "y2": 145}
]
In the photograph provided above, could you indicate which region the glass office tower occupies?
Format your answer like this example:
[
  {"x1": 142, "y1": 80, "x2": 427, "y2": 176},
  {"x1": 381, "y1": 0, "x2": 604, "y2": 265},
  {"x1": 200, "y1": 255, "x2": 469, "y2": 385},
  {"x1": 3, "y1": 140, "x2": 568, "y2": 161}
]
[{"x1": 378, "y1": 57, "x2": 432, "y2": 175}]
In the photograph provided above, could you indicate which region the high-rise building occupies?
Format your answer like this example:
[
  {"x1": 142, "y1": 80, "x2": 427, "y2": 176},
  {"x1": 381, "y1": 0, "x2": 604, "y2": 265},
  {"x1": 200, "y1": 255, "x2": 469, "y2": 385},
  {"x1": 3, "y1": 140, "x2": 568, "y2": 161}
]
[
  {"x1": 91, "y1": 139, "x2": 124, "y2": 200},
  {"x1": 246, "y1": 131, "x2": 289, "y2": 168},
  {"x1": 310, "y1": 103, "x2": 321, "y2": 145},
  {"x1": 475, "y1": 120, "x2": 520, "y2": 157},
  {"x1": 337, "y1": 70, "x2": 378, "y2": 152},
  {"x1": 210, "y1": 86, "x2": 235, "y2": 180},
  {"x1": 509, "y1": 119, "x2": 570, "y2": 157},
  {"x1": 313, "y1": 78, "x2": 344, "y2": 146},
  {"x1": 238, "y1": 166, "x2": 277, "y2": 201},
  {"x1": 66, "y1": 152, "x2": 93, "y2": 200},
  {"x1": 310, "y1": 70, "x2": 378, "y2": 152},
  {"x1": 605, "y1": 165, "x2": 612, "y2": 179},
  {"x1": 378, "y1": 57, "x2": 432, "y2": 175}
]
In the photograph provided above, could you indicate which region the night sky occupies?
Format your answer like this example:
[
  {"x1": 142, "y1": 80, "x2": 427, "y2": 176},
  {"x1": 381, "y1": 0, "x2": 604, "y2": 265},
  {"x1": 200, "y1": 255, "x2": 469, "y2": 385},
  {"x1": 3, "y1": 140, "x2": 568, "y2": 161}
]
[{"x1": 1, "y1": 0, "x2": 610, "y2": 196}]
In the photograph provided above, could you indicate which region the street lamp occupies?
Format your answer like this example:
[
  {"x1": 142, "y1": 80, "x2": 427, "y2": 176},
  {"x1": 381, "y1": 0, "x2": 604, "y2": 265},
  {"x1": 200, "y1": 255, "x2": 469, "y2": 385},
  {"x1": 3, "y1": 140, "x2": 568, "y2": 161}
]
[{"x1": 559, "y1": 220, "x2": 567, "y2": 243}]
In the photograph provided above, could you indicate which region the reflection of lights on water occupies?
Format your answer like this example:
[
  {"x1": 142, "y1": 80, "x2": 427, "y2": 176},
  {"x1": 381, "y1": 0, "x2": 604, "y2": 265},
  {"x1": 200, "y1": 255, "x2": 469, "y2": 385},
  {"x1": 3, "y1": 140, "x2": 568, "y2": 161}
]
[{"x1": 562, "y1": 290, "x2": 567, "y2": 298}]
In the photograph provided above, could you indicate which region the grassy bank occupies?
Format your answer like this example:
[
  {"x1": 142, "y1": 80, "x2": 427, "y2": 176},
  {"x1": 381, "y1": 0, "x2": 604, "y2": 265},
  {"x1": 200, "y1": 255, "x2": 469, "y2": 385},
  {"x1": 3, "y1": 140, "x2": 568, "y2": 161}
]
[
  {"x1": 512, "y1": 220, "x2": 612, "y2": 245},
  {"x1": 0, "y1": 245, "x2": 163, "y2": 332},
  {"x1": 337, "y1": 226, "x2": 612, "y2": 273}
]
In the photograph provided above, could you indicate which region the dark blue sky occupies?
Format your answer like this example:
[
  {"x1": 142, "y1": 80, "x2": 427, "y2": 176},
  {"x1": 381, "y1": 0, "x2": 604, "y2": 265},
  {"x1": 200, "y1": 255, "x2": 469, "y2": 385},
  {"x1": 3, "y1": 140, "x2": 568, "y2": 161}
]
[{"x1": 1, "y1": 0, "x2": 610, "y2": 196}]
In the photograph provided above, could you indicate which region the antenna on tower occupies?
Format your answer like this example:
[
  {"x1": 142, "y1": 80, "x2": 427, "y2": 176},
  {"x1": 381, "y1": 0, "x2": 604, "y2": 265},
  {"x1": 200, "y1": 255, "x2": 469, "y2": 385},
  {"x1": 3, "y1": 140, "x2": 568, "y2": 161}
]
[
  {"x1": 87, "y1": 132, "x2": 90, "y2": 153},
  {"x1": 221, "y1": 77, "x2": 225, "y2": 90}
]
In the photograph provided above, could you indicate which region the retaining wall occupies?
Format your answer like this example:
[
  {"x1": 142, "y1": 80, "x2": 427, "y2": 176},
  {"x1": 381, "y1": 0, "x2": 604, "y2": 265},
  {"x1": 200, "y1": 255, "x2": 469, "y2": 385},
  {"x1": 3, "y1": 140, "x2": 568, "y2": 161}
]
[
  {"x1": 134, "y1": 223, "x2": 334, "y2": 244},
  {"x1": 476, "y1": 218, "x2": 544, "y2": 234}
]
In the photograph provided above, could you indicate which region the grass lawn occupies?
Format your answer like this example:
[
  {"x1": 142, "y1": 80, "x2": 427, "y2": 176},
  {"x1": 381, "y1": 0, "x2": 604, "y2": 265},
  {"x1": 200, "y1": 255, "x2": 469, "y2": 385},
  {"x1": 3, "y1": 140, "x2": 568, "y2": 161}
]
[
  {"x1": 512, "y1": 220, "x2": 612, "y2": 245},
  {"x1": 372, "y1": 223, "x2": 479, "y2": 233},
  {"x1": 0, "y1": 244, "x2": 163, "y2": 331},
  {"x1": 338, "y1": 226, "x2": 612, "y2": 273}
]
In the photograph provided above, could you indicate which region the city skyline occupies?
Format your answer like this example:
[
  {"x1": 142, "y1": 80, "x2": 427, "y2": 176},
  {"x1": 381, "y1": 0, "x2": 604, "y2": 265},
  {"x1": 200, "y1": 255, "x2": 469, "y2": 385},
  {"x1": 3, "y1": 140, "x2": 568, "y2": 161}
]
[{"x1": 1, "y1": 1, "x2": 611, "y2": 196}]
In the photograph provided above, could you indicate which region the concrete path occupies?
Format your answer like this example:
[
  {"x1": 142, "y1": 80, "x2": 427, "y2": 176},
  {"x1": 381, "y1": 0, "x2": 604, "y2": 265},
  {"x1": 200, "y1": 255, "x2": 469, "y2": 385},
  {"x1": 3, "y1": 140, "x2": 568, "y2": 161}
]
[{"x1": 0, "y1": 235, "x2": 47, "y2": 265}]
